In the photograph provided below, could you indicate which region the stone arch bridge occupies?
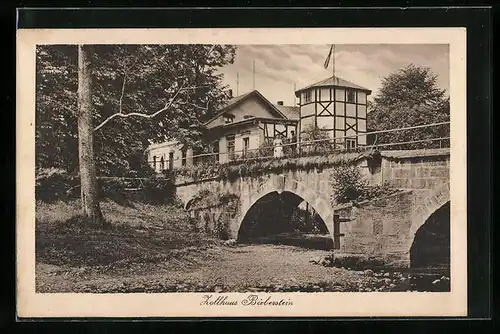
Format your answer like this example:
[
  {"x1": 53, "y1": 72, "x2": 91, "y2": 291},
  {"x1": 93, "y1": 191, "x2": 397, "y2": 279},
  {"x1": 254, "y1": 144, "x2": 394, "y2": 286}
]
[{"x1": 174, "y1": 148, "x2": 450, "y2": 268}]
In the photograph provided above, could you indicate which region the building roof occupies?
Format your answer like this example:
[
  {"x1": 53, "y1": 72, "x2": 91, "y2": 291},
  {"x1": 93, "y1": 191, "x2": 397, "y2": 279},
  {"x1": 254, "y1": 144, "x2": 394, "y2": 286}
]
[
  {"x1": 146, "y1": 139, "x2": 185, "y2": 153},
  {"x1": 203, "y1": 90, "x2": 290, "y2": 126},
  {"x1": 223, "y1": 91, "x2": 253, "y2": 109},
  {"x1": 273, "y1": 104, "x2": 300, "y2": 121},
  {"x1": 295, "y1": 75, "x2": 372, "y2": 96}
]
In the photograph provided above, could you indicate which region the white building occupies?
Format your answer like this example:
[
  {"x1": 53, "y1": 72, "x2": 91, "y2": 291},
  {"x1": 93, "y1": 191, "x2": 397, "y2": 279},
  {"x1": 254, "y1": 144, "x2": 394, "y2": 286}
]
[{"x1": 146, "y1": 75, "x2": 371, "y2": 172}]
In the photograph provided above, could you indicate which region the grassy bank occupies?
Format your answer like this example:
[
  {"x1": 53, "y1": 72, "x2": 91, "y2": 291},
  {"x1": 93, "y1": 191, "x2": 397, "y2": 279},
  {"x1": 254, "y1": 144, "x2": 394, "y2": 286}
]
[{"x1": 36, "y1": 199, "x2": 219, "y2": 269}]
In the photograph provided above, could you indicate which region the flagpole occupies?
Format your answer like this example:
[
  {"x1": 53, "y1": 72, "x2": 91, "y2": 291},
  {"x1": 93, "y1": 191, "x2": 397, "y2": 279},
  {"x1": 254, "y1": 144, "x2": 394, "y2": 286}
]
[
  {"x1": 236, "y1": 72, "x2": 239, "y2": 96},
  {"x1": 293, "y1": 83, "x2": 296, "y2": 106},
  {"x1": 332, "y1": 45, "x2": 335, "y2": 80}
]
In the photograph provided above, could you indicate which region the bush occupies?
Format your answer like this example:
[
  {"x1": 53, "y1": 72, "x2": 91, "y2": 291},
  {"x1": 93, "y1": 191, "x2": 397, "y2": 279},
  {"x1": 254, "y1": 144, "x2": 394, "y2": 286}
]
[
  {"x1": 36, "y1": 168, "x2": 174, "y2": 204},
  {"x1": 330, "y1": 164, "x2": 397, "y2": 204},
  {"x1": 330, "y1": 164, "x2": 367, "y2": 204},
  {"x1": 35, "y1": 168, "x2": 79, "y2": 202},
  {"x1": 300, "y1": 124, "x2": 336, "y2": 155}
]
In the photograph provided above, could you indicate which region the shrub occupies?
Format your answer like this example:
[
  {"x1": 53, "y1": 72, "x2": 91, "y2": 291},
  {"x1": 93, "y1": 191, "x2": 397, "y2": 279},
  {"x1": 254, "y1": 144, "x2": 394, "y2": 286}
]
[
  {"x1": 300, "y1": 124, "x2": 336, "y2": 155},
  {"x1": 330, "y1": 164, "x2": 397, "y2": 204},
  {"x1": 330, "y1": 164, "x2": 367, "y2": 204},
  {"x1": 35, "y1": 168, "x2": 79, "y2": 202},
  {"x1": 36, "y1": 168, "x2": 174, "y2": 204}
]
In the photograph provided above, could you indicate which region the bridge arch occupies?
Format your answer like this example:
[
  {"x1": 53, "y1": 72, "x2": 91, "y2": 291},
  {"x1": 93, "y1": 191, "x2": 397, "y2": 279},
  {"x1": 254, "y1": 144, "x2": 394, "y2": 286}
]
[
  {"x1": 408, "y1": 182, "x2": 450, "y2": 241},
  {"x1": 235, "y1": 175, "x2": 335, "y2": 239}
]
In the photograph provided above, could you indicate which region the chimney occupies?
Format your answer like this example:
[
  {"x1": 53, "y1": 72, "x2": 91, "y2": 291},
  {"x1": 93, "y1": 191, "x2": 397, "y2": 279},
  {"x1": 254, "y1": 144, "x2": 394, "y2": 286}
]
[{"x1": 277, "y1": 101, "x2": 284, "y2": 106}]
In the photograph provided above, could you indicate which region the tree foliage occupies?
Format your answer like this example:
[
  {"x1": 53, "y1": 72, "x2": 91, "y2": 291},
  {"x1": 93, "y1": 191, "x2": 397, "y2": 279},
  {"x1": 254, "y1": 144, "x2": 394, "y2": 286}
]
[
  {"x1": 367, "y1": 64, "x2": 450, "y2": 149},
  {"x1": 36, "y1": 44, "x2": 236, "y2": 176},
  {"x1": 300, "y1": 124, "x2": 335, "y2": 153},
  {"x1": 330, "y1": 164, "x2": 397, "y2": 204}
]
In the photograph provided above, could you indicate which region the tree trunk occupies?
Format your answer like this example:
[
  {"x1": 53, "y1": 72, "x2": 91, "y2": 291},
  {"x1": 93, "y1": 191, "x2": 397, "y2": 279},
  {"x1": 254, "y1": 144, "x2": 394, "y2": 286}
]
[{"x1": 77, "y1": 45, "x2": 106, "y2": 227}]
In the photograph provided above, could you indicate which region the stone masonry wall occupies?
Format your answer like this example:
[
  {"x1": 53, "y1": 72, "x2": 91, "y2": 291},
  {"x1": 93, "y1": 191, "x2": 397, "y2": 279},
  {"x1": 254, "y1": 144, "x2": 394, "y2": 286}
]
[
  {"x1": 336, "y1": 190, "x2": 415, "y2": 268},
  {"x1": 380, "y1": 155, "x2": 450, "y2": 190}
]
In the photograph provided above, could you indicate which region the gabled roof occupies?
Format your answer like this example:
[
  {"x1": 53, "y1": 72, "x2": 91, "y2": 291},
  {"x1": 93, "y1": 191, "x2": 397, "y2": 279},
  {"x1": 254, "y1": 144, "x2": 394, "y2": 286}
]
[
  {"x1": 295, "y1": 75, "x2": 372, "y2": 96},
  {"x1": 203, "y1": 90, "x2": 288, "y2": 126},
  {"x1": 273, "y1": 104, "x2": 300, "y2": 121}
]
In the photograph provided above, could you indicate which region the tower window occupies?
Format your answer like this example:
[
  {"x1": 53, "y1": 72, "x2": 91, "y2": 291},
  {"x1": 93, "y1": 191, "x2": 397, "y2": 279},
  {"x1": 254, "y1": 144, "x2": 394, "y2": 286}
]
[
  {"x1": 346, "y1": 138, "x2": 357, "y2": 150},
  {"x1": 304, "y1": 90, "x2": 312, "y2": 103},
  {"x1": 347, "y1": 90, "x2": 356, "y2": 103}
]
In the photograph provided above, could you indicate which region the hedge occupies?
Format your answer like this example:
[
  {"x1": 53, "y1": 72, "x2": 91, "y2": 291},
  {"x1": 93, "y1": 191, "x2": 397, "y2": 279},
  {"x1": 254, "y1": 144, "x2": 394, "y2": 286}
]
[{"x1": 35, "y1": 168, "x2": 175, "y2": 203}]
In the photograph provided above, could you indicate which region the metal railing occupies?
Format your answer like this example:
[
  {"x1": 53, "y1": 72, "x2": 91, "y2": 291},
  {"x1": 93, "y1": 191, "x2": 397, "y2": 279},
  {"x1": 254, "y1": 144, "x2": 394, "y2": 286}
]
[{"x1": 148, "y1": 121, "x2": 450, "y2": 172}]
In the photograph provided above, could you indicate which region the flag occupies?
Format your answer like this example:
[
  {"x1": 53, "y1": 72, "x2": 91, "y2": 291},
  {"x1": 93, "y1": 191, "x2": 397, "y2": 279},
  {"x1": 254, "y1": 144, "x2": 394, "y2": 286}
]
[{"x1": 324, "y1": 44, "x2": 334, "y2": 69}]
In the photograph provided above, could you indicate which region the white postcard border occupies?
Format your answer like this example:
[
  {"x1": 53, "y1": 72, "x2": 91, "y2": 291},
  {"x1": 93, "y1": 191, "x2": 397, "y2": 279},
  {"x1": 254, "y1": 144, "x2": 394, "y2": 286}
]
[{"x1": 16, "y1": 27, "x2": 467, "y2": 318}]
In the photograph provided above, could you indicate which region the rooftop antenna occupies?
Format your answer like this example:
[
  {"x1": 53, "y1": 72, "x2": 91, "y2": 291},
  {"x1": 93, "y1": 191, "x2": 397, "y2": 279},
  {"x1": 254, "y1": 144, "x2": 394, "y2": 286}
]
[
  {"x1": 252, "y1": 60, "x2": 255, "y2": 90},
  {"x1": 236, "y1": 72, "x2": 239, "y2": 96},
  {"x1": 293, "y1": 83, "x2": 296, "y2": 107}
]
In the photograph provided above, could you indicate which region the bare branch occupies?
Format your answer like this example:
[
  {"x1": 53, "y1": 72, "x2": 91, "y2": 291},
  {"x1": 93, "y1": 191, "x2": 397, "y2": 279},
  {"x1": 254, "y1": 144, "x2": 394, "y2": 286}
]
[
  {"x1": 93, "y1": 45, "x2": 217, "y2": 132},
  {"x1": 94, "y1": 84, "x2": 185, "y2": 132}
]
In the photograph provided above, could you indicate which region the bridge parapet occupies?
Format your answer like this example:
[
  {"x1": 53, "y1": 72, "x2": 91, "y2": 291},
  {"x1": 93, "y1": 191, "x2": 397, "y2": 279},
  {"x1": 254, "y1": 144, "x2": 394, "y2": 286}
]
[{"x1": 375, "y1": 148, "x2": 450, "y2": 189}]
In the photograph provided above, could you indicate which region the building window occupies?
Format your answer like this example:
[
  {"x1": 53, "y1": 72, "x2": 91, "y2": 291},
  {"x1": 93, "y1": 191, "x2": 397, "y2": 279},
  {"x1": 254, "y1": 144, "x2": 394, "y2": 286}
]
[
  {"x1": 168, "y1": 152, "x2": 174, "y2": 170},
  {"x1": 347, "y1": 90, "x2": 356, "y2": 103},
  {"x1": 160, "y1": 156, "x2": 165, "y2": 170},
  {"x1": 181, "y1": 150, "x2": 187, "y2": 166},
  {"x1": 227, "y1": 135, "x2": 235, "y2": 160},
  {"x1": 212, "y1": 141, "x2": 219, "y2": 162},
  {"x1": 345, "y1": 138, "x2": 357, "y2": 150},
  {"x1": 224, "y1": 114, "x2": 235, "y2": 124},
  {"x1": 152, "y1": 156, "x2": 157, "y2": 170},
  {"x1": 243, "y1": 137, "x2": 250, "y2": 157},
  {"x1": 304, "y1": 90, "x2": 312, "y2": 103}
]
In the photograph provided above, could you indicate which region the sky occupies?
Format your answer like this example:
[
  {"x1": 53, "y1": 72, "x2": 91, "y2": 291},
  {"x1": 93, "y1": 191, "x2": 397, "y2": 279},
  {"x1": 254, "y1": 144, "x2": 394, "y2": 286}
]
[{"x1": 219, "y1": 44, "x2": 449, "y2": 107}]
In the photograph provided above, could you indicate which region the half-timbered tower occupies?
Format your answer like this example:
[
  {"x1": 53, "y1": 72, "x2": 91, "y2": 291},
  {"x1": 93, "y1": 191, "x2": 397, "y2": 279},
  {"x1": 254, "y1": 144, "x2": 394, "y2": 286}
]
[{"x1": 295, "y1": 76, "x2": 372, "y2": 149}]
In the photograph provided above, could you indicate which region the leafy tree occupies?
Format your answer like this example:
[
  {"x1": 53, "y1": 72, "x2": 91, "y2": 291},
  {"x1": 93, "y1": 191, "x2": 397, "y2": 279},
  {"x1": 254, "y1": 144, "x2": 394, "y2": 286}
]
[
  {"x1": 36, "y1": 44, "x2": 236, "y2": 226},
  {"x1": 367, "y1": 64, "x2": 450, "y2": 149},
  {"x1": 36, "y1": 44, "x2": 236, "y2": 176}
]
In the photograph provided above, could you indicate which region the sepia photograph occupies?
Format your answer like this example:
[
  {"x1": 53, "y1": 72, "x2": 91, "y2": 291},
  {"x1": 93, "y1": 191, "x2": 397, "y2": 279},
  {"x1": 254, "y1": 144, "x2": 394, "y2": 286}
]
[{"x1": 17, "y1": 27, "x2": 467, "y2": 317}]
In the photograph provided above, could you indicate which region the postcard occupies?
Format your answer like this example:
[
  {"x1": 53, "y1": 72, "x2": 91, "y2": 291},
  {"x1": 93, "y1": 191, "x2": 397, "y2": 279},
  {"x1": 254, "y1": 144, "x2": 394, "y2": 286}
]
[{"x1": 17, "y1": 27, "x2": 467, "y2": 318}]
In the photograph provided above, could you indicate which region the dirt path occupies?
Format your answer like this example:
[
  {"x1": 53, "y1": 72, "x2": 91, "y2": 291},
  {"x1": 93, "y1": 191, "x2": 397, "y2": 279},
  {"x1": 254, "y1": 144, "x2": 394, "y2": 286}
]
[{"x1": 36, "y1": 244, "x2": 427, "y2": 293}]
